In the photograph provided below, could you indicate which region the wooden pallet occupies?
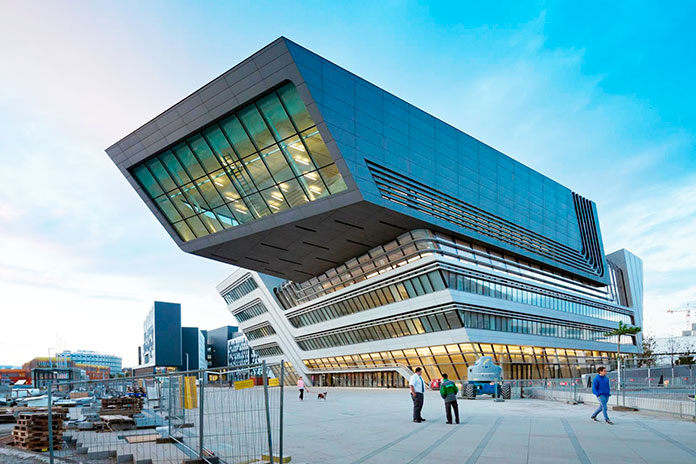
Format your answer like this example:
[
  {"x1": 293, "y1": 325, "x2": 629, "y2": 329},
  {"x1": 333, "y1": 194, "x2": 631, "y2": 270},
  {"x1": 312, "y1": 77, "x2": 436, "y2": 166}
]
[
  {"x1": 13, "y1": 443, "x2": 63, "y2": 452},
  {"x1": 11, "y1": 412, "x2": 65, "y2": 451},
  {"x1": 100, "y1": 397, "x2": 143, "y2": 417}
]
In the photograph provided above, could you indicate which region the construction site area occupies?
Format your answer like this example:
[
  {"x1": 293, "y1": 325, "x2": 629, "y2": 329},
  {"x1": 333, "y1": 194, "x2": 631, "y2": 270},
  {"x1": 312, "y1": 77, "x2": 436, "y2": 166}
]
[
  {"x1": 3, "y1": 354, "x2": 696, "y2": 463},
  {"x1": 0, "y1": 364, "x2": 284, "y2": 464}
]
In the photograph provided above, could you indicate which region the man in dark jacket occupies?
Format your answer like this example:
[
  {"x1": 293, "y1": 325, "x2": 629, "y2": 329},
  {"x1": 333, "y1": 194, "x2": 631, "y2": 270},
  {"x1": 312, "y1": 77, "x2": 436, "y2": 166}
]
[
  {"x1": 591, "y1": 366, "x2": 613, "y2": 424},
  {"x1": 439, "y1": 373, "x2": 459, "y2": 424}
]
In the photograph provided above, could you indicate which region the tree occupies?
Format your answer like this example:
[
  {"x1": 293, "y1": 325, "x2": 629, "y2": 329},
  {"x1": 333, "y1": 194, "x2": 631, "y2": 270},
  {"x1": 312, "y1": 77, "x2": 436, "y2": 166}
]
[
  {"x1": 665, "y1": 337, "x2": 681, "y2": 367},
  {"x1": 605, "y1": 321, "x2": 642, "y2": 390},
  {"x1": 638, "y1": 335, "x2": 657, "y2": 367},
  {"x1": 676, "y1": 341, "x2": 695, "y2": 366}
]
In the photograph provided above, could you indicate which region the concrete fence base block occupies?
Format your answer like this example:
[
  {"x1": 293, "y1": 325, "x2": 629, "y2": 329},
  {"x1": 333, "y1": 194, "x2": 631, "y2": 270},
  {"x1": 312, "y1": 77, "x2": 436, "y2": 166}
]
[
  {"x1": 88, "y1": 450, "x2": 118, "y2": 459},
  {"x1": 135, "y1": 460, "x2": 153, "y2": 464},
  {"x1": 613, "y1": 406, "x2": 640, "y2": 412},
  {"x1": 76, "y1": 447, "x2": 88, "y2": 455},
  {"x1": 117, "y1": 454, "x2": 135, "y2": 463},
  {"x1": 262, "y1": 454, "x2": 292, "y2": 463}
]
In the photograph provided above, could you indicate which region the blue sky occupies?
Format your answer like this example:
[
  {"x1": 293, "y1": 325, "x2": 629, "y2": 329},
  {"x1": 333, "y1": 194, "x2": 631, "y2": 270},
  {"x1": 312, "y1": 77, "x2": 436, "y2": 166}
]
[{"x1": 1, "y1": 1, "x2": 695, "y2": 367}]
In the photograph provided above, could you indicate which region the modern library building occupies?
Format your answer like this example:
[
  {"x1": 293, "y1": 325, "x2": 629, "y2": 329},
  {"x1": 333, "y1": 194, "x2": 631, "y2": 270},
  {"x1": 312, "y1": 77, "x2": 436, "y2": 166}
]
[{"x1": 106, "y1": 38, "x2": 643, "y2": 387}]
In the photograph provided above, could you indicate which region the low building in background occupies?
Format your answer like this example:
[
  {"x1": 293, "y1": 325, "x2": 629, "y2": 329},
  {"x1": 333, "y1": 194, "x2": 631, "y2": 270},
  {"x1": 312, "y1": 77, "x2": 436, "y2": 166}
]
[
  {"x1": 22, "y1": 357, "x2": 110, "y2": 381},
  {"x1": 32, "y1": 367, "x2": 85, "y2": 389},
  {"x1": 74, "y1": 364, "x2": 110, "y2": 380},
  {"x1": 227, "y1": 334, "x2": 261, "y2": 380},
  {"x1": 0, "y1": 367, "x2": 29, "y2": 384},
  {"x1": 57, "y1": 350, "x2": 122, "y2": 373}
]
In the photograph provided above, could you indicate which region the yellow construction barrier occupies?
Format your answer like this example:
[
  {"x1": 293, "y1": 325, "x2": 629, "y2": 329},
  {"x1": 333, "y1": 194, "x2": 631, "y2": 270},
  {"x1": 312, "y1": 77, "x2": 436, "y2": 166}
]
[
  {"x1": 268, "y1": 378, "x2": 280, "y2": 387},
  {"x1": 180, "y1": 376, "x2": 198, "y2": 409},
  {"x1": 234, "y1": 379, "x2": 255, "y2": 390}
]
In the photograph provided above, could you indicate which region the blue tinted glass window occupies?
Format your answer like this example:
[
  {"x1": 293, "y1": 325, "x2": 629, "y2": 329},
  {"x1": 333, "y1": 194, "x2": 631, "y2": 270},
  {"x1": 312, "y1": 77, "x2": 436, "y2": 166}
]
[
  {"x1": 131, "y1": 83, "x2": 347, "y2": 242},
  {"x1": 277, "y1": 83, "x2": 313, "y2": 131},
  {"x1": 238, "y1": 105, "x2": 275, "y2": 150},
  {"x1": 257, "y1": 93, "x2": 296, "y2": 141},
  {"x1": 132, "y1": 165, "x2": 162, "y2": 197}
]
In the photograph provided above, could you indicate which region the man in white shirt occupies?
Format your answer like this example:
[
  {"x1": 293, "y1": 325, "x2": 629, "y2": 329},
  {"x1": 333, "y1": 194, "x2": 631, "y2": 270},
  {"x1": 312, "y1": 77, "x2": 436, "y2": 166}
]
[{"x1": 409, "y1": 367, "x2": 426, "y2": 422}]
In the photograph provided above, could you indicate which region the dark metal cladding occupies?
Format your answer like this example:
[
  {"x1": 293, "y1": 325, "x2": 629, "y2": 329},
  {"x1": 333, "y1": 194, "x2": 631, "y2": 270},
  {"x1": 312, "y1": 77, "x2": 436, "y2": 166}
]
[{"x1": 105, "y1": 37, "x2": 609, "y2": 286}]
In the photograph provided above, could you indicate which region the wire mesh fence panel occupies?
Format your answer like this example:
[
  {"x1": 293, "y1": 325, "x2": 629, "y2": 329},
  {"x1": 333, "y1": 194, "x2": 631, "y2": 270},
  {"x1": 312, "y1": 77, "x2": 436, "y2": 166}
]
[
  {"x1": 506, "y1": 377, "x2": 696, "y2": 420},
  {"x1": 3, "y1": 363, "x2": 285, "y2": 463},
  {"x1": 200, "y1": 363, "x2": 282, "y2": 463}
]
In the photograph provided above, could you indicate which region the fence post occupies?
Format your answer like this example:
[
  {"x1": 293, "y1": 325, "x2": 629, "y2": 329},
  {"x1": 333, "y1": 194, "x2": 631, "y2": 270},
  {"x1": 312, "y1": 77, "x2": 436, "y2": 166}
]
[
  {"x1": 572, "y1": 382, "x2": 577, "y2": 403},
  {"x1": 693, "y1": 384, "x2": 696, "y2": 422},
  {"x1": 199, "y1": 371, "x2": 205, "y2": 458},
  {"x1": 48, "y1": 381, "x2": 54, "y2": 464},
  {"x1": 168, "y1": 375, "x2": 173, "y2": 437},
  {"x1": 280, "y1": 362, "x2": 285, "y2": 464},
  {"x1": 262, "y1": 360, "x2": 274, "y2": 464}
]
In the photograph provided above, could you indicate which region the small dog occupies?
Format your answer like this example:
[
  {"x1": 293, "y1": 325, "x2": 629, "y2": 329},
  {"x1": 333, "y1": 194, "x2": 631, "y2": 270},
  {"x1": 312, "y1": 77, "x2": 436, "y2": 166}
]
[{"x1": 317, "y1": 391, "x2": 328, "y2": 400}]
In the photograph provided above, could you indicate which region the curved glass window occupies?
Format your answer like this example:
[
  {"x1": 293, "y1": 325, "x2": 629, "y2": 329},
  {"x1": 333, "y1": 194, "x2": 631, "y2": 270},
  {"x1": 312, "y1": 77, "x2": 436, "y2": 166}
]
[{"x1": 131, "y1": 82, "x2": 347, "y2": 242}]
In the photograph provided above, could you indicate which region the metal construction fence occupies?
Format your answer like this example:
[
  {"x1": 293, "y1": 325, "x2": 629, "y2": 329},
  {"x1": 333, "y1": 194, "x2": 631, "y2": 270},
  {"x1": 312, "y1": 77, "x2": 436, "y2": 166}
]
[
  {"x1": 5, "y1": 361, "x2": 285, "y2": 464},
  {"x1": 508, "y1": 378, "x2": 696, "y2": 420}
]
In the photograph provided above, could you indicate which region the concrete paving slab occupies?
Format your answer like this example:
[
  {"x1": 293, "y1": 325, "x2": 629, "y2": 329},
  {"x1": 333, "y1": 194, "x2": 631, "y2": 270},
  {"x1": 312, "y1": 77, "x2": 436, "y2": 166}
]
[{"x1": 280, "y1": 388, "x2": 696, "y2": 464}]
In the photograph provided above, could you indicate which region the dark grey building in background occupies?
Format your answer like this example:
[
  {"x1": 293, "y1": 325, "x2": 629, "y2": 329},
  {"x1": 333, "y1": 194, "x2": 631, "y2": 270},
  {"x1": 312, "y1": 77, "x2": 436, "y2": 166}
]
[
  {"x1": 138, "y1": 301, "x2": 182, "y2": 374},
  {"x1": 181, "y1": 326, "x2": 207, "y2": 371},
  {"x1": 137, "y1": 302, "x2": 233, "y2": 374},
  {"x1": 206, "y1": 326, "x2": 239, "y2": 368}
]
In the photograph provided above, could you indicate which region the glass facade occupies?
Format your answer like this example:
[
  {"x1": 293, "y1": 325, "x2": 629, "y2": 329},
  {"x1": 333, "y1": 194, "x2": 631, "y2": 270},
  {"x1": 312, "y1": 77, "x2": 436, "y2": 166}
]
[
  {"x1": 268, "y1": 361, "x2": 300, "y2": 386},
  {"x1": 295, "y1": 304, "x2": 633, "y2": 351},
  {"x1": 131, "y1": 82, "x2": 348, "y2": 242},
  {"x1": 305, "y1": 343, "x2": 619, "y2": 384},
  {"x1": 287, "y1": 265, "x2": 631, "y2": 329},
  {"x1": 276, "y1": 229, "x2": 625, "y2": 308},
  {"x1": 288, "y1": 270, "x2": 445, "y2": 327},
  {"x1": 233, "y1": 300, "x2": 269, "y2": 323},
  {"x1": 245, "y1": 323, "x2": 276, "y2": 341},
  {"x1": 255, "y1": 343, "x2": 284, "y2": 358},
  {"x1": 221, "y1": 277, "x2": 258, "y2": 304},
  {"x1": 441, "y1": 270, "x2": 633, "y2": 324},
  {"x1": 57, "y1": 351, "x2": 122, "y2": 373}
]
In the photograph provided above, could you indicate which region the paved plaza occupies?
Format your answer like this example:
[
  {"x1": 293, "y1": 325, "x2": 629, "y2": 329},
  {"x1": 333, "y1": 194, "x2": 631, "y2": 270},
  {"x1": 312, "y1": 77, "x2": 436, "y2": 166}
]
[{"x1": 283, "y1": 388, "x2": 696, "y2": 464}]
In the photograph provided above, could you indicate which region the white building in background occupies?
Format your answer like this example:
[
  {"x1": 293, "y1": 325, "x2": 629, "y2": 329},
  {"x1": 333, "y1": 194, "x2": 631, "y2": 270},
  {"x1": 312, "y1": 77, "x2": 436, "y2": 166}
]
[
  {"x1": 654, "y1": 333, "x2": 696, "y2": 363},
  {"x1": 57, "y1": 350, "x2": 122, "y2": 373}
]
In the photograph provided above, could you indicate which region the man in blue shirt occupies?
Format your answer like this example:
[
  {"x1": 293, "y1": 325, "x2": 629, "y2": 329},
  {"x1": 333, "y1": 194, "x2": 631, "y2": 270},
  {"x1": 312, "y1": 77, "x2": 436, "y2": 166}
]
[{"x1": 591, "y1": 366, "x2": 613, "y2": 424}]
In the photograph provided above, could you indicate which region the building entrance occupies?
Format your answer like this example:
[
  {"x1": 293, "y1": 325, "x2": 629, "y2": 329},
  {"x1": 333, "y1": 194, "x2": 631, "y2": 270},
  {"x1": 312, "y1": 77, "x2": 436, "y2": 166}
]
[{"x1": 321, "y1": 371, "x2": 407, "y2": 388}]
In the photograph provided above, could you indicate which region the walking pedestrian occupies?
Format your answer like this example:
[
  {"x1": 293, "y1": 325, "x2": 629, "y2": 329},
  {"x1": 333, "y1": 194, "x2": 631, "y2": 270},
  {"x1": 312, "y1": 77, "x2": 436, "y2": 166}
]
[
  {"x1": 409, "y1": 367, "x2": 426, "y2": 423},
  {"x1": 591, "y1": 366, "x2": 613, "y2": 424},
  {"x1": 298, "y1": 377, "x2": 307, "y2": 401},
  {"x1": 439, "y1": 373, "x2": 459, "y2": 424}
]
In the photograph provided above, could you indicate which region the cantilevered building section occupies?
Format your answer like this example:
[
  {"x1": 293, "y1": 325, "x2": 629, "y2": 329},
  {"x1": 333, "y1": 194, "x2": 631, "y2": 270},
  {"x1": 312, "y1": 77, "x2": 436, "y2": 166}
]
[{"x1": 107, "y1": 37, "x2": 643, "y2": 387}]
